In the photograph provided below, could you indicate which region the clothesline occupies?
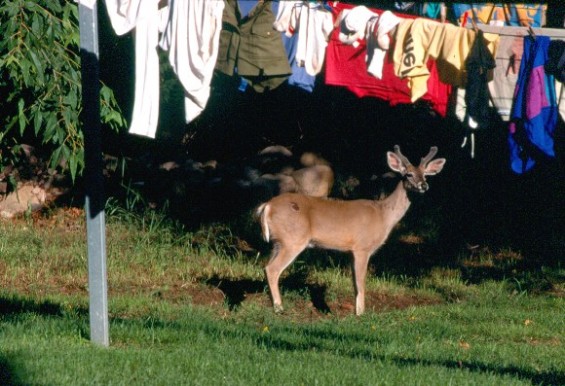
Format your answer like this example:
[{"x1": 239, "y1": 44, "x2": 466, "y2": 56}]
[{"x1": 473, "y1": 24, "x2": 565, "y2": 38}]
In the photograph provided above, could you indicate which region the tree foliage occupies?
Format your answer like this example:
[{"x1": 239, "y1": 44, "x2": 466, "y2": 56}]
[{"x1": 0, "y1": 0, "x2": 126, "y2": 181}]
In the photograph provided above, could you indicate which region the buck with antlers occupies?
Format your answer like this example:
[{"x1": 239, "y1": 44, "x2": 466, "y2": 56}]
[{"x1": 256, "y1": 146, "x2": 446, "y2": 315}]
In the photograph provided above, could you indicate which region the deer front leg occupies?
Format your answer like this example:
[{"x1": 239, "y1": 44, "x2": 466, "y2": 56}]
[
  {"x1": 265, "y1": 242, "x2": 307, "y2": 313},
  {"x1": 352, "y1": 250, "x2": 371, "y2": 316}
]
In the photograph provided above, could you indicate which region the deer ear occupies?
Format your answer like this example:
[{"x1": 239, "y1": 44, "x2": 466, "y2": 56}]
[
  {"x1": 387, "y1": 151, "x2": 406, "y2": 174},
  {"x1": 424, "y1": 158, "x2": 446, "y2": 175}
]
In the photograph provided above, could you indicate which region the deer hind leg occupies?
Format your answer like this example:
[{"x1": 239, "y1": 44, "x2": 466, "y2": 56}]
[
  {"x1": 352, "y1": 250, "x2": 371, "y2": 316},
  {"x1": 265, "y1": 240, "x2": 308, "y2": 313}
]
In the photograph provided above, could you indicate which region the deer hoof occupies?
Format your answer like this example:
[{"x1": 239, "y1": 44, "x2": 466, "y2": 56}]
[{"x1": 273, "y1": 304, "x2": 284, "y2": 314}]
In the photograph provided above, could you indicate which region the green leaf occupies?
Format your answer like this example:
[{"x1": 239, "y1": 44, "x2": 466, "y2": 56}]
[
  {"x1": 43, "y1": 114, "x2": 58, "y2": 142},
  {"x1": 29, "y1": 51, "x2": 45, "y2": 84},
  {"x1": 33, "y1": 111, "x2": 43, "y2": 135},
  {"x1": 0, "y1": 1, "x2": 123, "y2": 179},
  {"x1": 69, "y1": 152, "x2": 78, "y2": 182},
  {"x1": 17, "y1": 98, "x2": 26, "y2": 136},
  {"x1": 49, "y1": 146, "x2": 62, "y2": 170}
]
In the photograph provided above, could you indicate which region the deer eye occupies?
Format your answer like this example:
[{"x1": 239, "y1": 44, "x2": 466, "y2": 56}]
[{"x1": 405, "y1": 172, "x2": 415, "y2": 178}]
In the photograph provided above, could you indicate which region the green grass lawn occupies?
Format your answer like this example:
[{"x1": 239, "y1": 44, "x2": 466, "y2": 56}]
[{"x1": 1, "y1": 208, "x2": 564, "y2": 385}]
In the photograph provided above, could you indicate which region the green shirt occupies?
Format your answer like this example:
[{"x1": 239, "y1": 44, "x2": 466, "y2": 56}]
[{"x1": 215, "y1": 0, "x2": 291, "y2": 92}]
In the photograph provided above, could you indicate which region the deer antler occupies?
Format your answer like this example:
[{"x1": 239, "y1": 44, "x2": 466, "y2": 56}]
[
  {"x1": 393, "y1": 145, "x2": 412, "y2": 166},
  {"x1": 419, "y1": 146, "x2": 438, "y2": 167}
]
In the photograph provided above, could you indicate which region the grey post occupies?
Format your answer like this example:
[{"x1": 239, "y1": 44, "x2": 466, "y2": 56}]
[{"x1": 79, "y1": 0, "x2": 110, "y2": 347}]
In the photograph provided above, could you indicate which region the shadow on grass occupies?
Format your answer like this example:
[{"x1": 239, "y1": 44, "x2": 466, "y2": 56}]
[
  {"x1": 390, "y1": 356, "x2": 563, "y2": 386},
  {"x1": 0, "y1": 296, "x2": 64, "y2": 318},
  {"x1": 281, "y1": 270, "x2": 331, "y2": 314},
  {"x1": 206, "y1": 276, "x2": 265, "y2": 310},
  {"x1": 0, "y1": 295, "x2": 68, "y2": 386},
  {"x1": 148, "y1": 308, "x2": 563, "y2": 386},
  {"x1": 255, "y1": 331, "x2": 564, "y2": 385},
  {"x1": 105, "y1": 308, "x2": 565, "y2": 385},
  {"x1": 206, "y1": 272, "x2": 331, "y2": 313},
  {"x1": 0, "y1": 355, "x2": 23, "y2": 386},
  {"x1": 0, "y1": 294, "x2": 90, "y2": 341}
]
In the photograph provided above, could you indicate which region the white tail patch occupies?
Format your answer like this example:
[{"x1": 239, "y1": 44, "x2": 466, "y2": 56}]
[{"x1": 256, "y1": 203, "x2": 271, "y2": 242}]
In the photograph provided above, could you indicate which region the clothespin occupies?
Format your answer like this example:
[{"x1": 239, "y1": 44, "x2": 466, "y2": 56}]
[
  {"x1": 470, "y1": 6, "x2": 479, "y2": 33},
  {"x1": 528, "y1": 25, "x2": 536, "y2": 39},
  {"x1": 470, "y1": 17, "x2": 479, "y2": 33}
]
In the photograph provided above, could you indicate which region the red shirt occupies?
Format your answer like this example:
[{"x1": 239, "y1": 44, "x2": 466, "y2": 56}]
[{"x1": 324, "y1": 3, "x2": 451, "y2": 116}]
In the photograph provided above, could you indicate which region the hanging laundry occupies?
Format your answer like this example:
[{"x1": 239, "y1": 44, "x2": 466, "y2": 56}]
[
  {"x1": 452, "y1": 4, "x2": 504, "y2": 27},
  {"x1": 392, "y1": 2, "x2": 418, "y2": 15},
  {"x1": 479, "y1": 24, "x2": 565, "y2": 124},
  {"x1": 457, "y1": 29, "x2": 497, "y2": 158},
  {"x1": 421, "y1": 3, "x2": 446, "y2": 22},
  {"x1": 324, "y1": 3, "x2": 451, "y2": 116},
  {"x1": 504, "y1": 4, "x2": 547, "y2": 27},
  {"x1": 465, "y1": 29, "x2": 497, "y2": 129},
  {"x1": 159, "y1": 1, "x2": 225, "y2": 128},
  {"x1": 392, "y1": 18, "x2": 499, "y2": 103},
  {"x1": 273, "y1": 0, "x2": 301, "y2": 32},
  {"x1": 280, "y1": 30, "x2": 316, "y2": 93},
  {"x1": 509, "y1": 35, "x2": 558, "y2": 174},
  {"x1": 375, "y1": 2, "x2": 445, "y2": 21},
  {"x1": 334, "y1": 6, "x2": 401, "y2": 79},
  {"x1": 103, "y1": 0, "x2": 164, "y2": 138},
  {"x1": 237, "y1": 0, "x2": 259, "y2": 18},
  {"x1": 215, "y1": 0, "x2": 291, "y2": 93},
  {"x1": 488, "y1": 32, "x2": 524, "y2": 121},
  {"x1": 273, "y1": 1, "x2": 334, "y2": 77},
  {"x1": 545, "y1": 40, "x2": 565, "y2": 83},
  {"x1": 273, "y1": 0, "x2": 333, "y2": 93},
  {"x1": 452, "y1": 4, "x2": 547, "y2": 28},
  {"x1": 102, "y1": 0, "x2": 224, "y2": 138},
  {"x1": 335, "y1": 5, "x2": 377, "y2": 47},
  {"x1": 366, "y1": 11, "x2": 403, "y2": 79}
]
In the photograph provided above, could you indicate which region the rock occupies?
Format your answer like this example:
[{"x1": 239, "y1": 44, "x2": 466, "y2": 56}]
[{"x1": 0, "y1": 183, "x2": 47, "y2": 218}]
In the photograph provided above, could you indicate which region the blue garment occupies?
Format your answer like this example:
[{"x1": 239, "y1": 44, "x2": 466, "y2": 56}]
[
  {"x1": 505, "y1": 4, "x2": 546, "y2": 28},
  {"x1": 508, "y1": 36, "x2": 558, "y2": 173},
  {"x1": 238, "y1": 1, "x2": 279, "y2": 18},
  {"x1": 237, "y1": 1, "x2": 259, "y2": 18},
  {"x1": 451, "y1": 4, "x2": 546, "y2": 27},
  {"x1": 422, "y1": 3, "x2": 443, "y2": 20},
  {"x1": 282, "y1": 33, "x2": 316, "y2": 93}
]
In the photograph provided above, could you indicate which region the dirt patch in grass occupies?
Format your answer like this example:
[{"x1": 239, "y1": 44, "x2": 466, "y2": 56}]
[
  {"x1": 116, "y1": 278, "x2": 443, "y2": 320},
  {"x1": 321, "y1": 292, "x2": 442, "y2": 319},
  {"x1": 366, "y1": 291, "x2": 441, "y2": 311},
  {"x1": 154, "y1": 282, "x2": 227, "y2": 308},
  {"x1": 2, "y1": 206, "x2": 443, "y2": 321}
]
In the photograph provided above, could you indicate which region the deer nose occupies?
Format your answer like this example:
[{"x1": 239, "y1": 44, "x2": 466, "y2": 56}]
[{"x1": 418, "y1": 182, "x2": 429, "y2": 192}]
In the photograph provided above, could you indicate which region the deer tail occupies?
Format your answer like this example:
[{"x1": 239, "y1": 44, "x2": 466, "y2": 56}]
[{"x1": 256, "y1": 203, "x2": 271, "y2": 242}]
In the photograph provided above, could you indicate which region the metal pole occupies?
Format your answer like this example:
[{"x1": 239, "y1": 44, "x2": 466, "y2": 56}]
[{"x1": 78, "y1": 0, "x2": 109, "y2": 347}]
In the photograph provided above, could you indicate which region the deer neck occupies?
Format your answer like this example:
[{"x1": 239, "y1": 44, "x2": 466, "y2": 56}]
[{"x1": 376, "y1": 180, "x2": 411, "y2": 229}]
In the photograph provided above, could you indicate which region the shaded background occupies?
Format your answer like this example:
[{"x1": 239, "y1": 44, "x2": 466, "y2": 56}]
[{"x1": 95, "y1": 3, "x2": 565, "y2": 269}]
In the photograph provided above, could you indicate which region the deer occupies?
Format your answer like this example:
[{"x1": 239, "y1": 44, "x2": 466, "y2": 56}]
[
  {"x1": 256, "y1": 146, "x2": 446, "y2": 315},
  {"x1": 261, "y1": 163, "x2": 335, "y2": 198},
  {"x1": 259, "y1": 149, "x2": 335, "y2": 199}
]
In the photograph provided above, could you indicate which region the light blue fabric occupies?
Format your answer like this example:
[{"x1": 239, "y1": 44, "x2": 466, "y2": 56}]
[
  {"x1": 422, "y1": 3, "x2": 442, "y2": 19},
  {"x1": 237, "y1": 1, "x2": 259, "y2": 18},
  {"x1": 282, "y1": 33, "x2": 316, "y2": 93}
]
